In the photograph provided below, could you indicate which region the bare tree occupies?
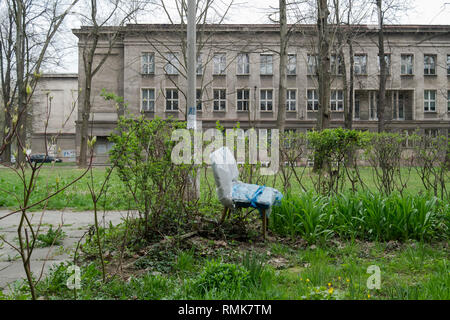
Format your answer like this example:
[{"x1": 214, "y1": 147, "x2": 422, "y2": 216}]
[
  {"x1": 277, "y1": 0, "x2": 287, "y2": 133},
  {"x1": 5, "y1": 0, "x2": 79, "y2": 167},
  {"x1": 372, "y1": 0, "x2": 411, "y2": 132},
  {"x1": 0, "y1": 0, "x2": 80, "y2": 299},
  {"x1": 316, "y1": 0, "x2": 331, "y2": 130},
  {"x1": 376, "y1": 0, "x2": 387, "y2": 132},
  {"x1": 76, "y1": 0, "x2": 143, "y2": 168},
  {"x1": 0, "y1": 4, "x2": 16, "y2": 164},
  {"x1": 331, "y1": 0, "x2": 370, "y2": 129},
  {"x1": 137, "y1": 0, "x2": 238, "y2": 121}
]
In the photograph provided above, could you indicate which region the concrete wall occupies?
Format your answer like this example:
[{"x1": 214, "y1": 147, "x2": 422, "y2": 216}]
[{"x1": 31, "y1": 74, "x2": 78, "y2": 161}]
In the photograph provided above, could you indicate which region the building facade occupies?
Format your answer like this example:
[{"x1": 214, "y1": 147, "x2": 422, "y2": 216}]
[
  {"x1": 32, "y1": 73, "x2": 78, "y2": 161},
  {"x1": 73, "y1": 24, "x2": 450, "y2": 161}
]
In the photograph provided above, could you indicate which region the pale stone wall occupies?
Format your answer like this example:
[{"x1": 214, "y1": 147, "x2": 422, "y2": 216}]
[{"x1": 31, "y1": 74, "x2": 78, "y2": 160}]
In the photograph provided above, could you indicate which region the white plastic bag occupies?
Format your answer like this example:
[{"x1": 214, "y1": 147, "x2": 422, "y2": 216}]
[{"x1": 210, "y1": 147, "x2": 239, "y2": 208}]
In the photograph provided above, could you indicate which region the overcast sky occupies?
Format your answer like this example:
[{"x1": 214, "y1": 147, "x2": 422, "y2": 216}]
[{"x1": 58, "y1": 0, "x2": 450, "y2": 73}]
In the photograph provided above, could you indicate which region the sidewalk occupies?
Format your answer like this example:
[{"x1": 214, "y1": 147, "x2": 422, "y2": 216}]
[{"x1": 0, "y1": 210, "x2": 128, "y2": 291}]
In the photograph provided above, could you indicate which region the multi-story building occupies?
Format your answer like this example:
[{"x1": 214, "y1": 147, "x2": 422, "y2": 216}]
[{"x1": 72, "y1": 24, "x2": 450, "y2": 160}]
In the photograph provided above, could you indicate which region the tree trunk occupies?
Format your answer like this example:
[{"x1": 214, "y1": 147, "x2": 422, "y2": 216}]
[
  {"x1": 342, "y1": 51, "x2": 351, "y2": 129},
  {"x1": 314, "y1": 0, "x2": 331, "y2": 172},
  {"x1": 79, "y1": 76, "x2": 92, "y2": 167},
  {"x1": 316, "y1": 0, "x2": 331, "y2": 131},
  {"x1": 277, "y1": 0, "x2": 287, "y2": 133},
  {"x1": 377, "y1": 0, "x2": 387, "y2": 133},
  {"x1": 0, "y1": 14, "x2": 14, "y2": 165},
  {"x1": 346, "y1": 39, "x2": 355, "y2": 129},
  {"x1": 15, "y1": 0, "x2": 27, "y2": 167},
  {"x1": 1, "y1": 107, "x2": 12, "y2": 164}
]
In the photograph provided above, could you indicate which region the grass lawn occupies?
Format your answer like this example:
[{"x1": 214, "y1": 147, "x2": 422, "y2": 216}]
[
  {"x1": 0, "y1": 166, "x2": 448, "y2": 300},
  {"x1": 0, "y1": 166, "x2": 447, "y2": 212},
  {"x1": 4, "y1": 237, "x2": 449, "y2": 300}
]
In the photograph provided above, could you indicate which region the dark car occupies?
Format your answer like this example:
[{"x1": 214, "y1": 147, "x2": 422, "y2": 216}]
[{"x1": 30, "y1": 154, "x2": 62, "y2": 163}]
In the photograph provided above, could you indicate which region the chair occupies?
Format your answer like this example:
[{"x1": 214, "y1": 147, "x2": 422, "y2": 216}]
[{"x1": 210, "y1": 147, "x2": 283, "y2": 240}]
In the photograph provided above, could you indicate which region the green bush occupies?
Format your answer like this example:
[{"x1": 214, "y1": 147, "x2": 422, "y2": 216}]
[
  {"x1": 109, "y1": 116, "x2": 197, "y2": 237},
  {"x1": 194, "y1": 260, "x2": 251, "y2": 293},
  {"x1": 307, "y1": 128, "x2": 369, "y2": 195}
]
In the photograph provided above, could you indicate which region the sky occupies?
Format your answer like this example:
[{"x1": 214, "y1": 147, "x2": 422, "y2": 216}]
[{"x1": 58, "y1": 0, "x2": 450, "y2": 73}]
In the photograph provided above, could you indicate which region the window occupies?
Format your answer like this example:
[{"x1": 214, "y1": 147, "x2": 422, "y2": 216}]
[
  {"x1": 307, "y1": 89, "x2": 318, "y2": 111},
  {"x1": 330, "y1": 90, "x2": 344, "y2": 111},
  {"x1": 213, "y1": 53, "x2": 226, "y2": 75},
  {"x1": 141, "y1": 53, "x2": 155, "y2": 74},
  {"x1": 237, "y1": 53, "x2": 250, "y2": 75},
  {"x1": 424, "y1": 90, "x2": 436, "y2": 112},
  {"x1": 401, "y1": 54, "x2": 414, "y2": 75},
  {"x1": 369, "y1": 91, "x2": 378, "y2": 120},
  {"x1": 196, "y1": 89, "x2": 202, "y2": 111},
  {"x1": 164, "y1": 53, "x2": 179, "y2": 75},
  {"x1": 213, "y1": 89, "x2": 226, "y2": 111},
  {"x1": 398, "y1": 93, "x2": 405, "y2": 120},
  {"x1": 94, "y1": 137, "x2": 114, "y2": 155},
  {"x1": 354, "y1": 54, "x2": 367, "y2": 75},
  {"x1": 237, "y1": 89, "x2": 250, "y2": 111},
  {"x1": 378, "y1": 54, "x2": 391, "y2": 75},
  {"x1": 165, "y1": 89, "x2": 178, "y2": 111},
  {"x1": 260, "y1": 54, "x2": 273, "y2": 75},
  {"x1": 307, "y1": 54, "x2": 318, "y2": 75},
  {"x1": 447, "y1": 55, "x2": 450, "y2": 75},
  {"x1": 286, "y1": 89, "x2": 296, "y2": 111},
  {"x1": 392, "y1": 91, "x2": 405, "y2": 120},
  {"x1": 424, "y1": 55, "x2": 436, "y2": 75},
  {"x1": 330, "y1": 55, "x2": 343, "y2": 75},
  {"x1": 354, "y1": 94, "x2": 360, "y2": 119},
  {"x1": 141, "y1": 89, "x2": 155, "y2": 112},
  {"x1": 260, "y1": 89, "x2": 273, "y2": 111},
  {"x1": 196, "y1": 54, "x2": 203, "y2": 75},
  {"x1": 448, "y1": 90, "x2": 450, "y2": 112},
  {"x1": 287, "y1": 54, "x2": 297, "y2": 75}
]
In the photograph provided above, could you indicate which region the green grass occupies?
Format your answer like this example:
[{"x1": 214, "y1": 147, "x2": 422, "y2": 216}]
[
  {"x1": 0, "y1": 166, "x2": 446, "y2": 212},
  {"x1": 2, "y1": 240, "x2": 448, "y2": 300},
  {"x1": 1, "y1": 166, "x2": 448, "y2": 300}
]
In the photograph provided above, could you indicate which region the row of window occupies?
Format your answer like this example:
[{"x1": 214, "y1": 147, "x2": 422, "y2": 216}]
[
  {"x1": 141, "y1": 52, "x2": 450, "y2": 76},
  {"x1": 141, "y1": 88, "x2": 450, "y2": 114}
]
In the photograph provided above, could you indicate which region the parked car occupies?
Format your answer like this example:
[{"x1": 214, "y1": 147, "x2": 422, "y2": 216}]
[{"x1": 30, "y1": 154, "x2": 62, "y2": 163}]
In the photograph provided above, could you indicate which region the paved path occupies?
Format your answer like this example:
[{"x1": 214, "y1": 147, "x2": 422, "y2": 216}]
[{"x1": 0, "y1": 210, "x2": 128, "y2": 291}]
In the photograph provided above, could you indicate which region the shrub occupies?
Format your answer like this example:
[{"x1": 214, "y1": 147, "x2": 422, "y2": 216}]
[
  {"x1": 279, "y1": 131, "x2": 309, "y2": 193},
  {"x1": 412, "y1": 133, "x2": 449, "y2": 200},
  {"x1": 194, "y1": 260, "x2": 251, "y2": 293},
  {"x1": 307, "y1": 128, "x2": 369, "y2": 195},
  {"x1": 364, "y1": 132, "x2": 411, "y2": 195},
  {"x1": 109, "y1": 116, "x2": 197, "y2": 238}
]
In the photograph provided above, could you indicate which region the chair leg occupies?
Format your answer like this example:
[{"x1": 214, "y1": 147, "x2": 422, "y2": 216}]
[
  {"x1": 262, "y1": 209, "x2": 266, "y2": 241},
  {"x1": 220, "y1": 207, "x2": 229, "y2": 224}
]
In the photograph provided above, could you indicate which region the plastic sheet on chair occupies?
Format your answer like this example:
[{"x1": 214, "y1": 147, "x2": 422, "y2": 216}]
[
  {"x1": 210, "y1": 147, "x2": 283, "y2": 214},
  {"x1": 210, "y1": 147, "x2": 239, "y2": 209},
  {"x1": 231, "y1": 181, "x2": 283, "y2": 213}
]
